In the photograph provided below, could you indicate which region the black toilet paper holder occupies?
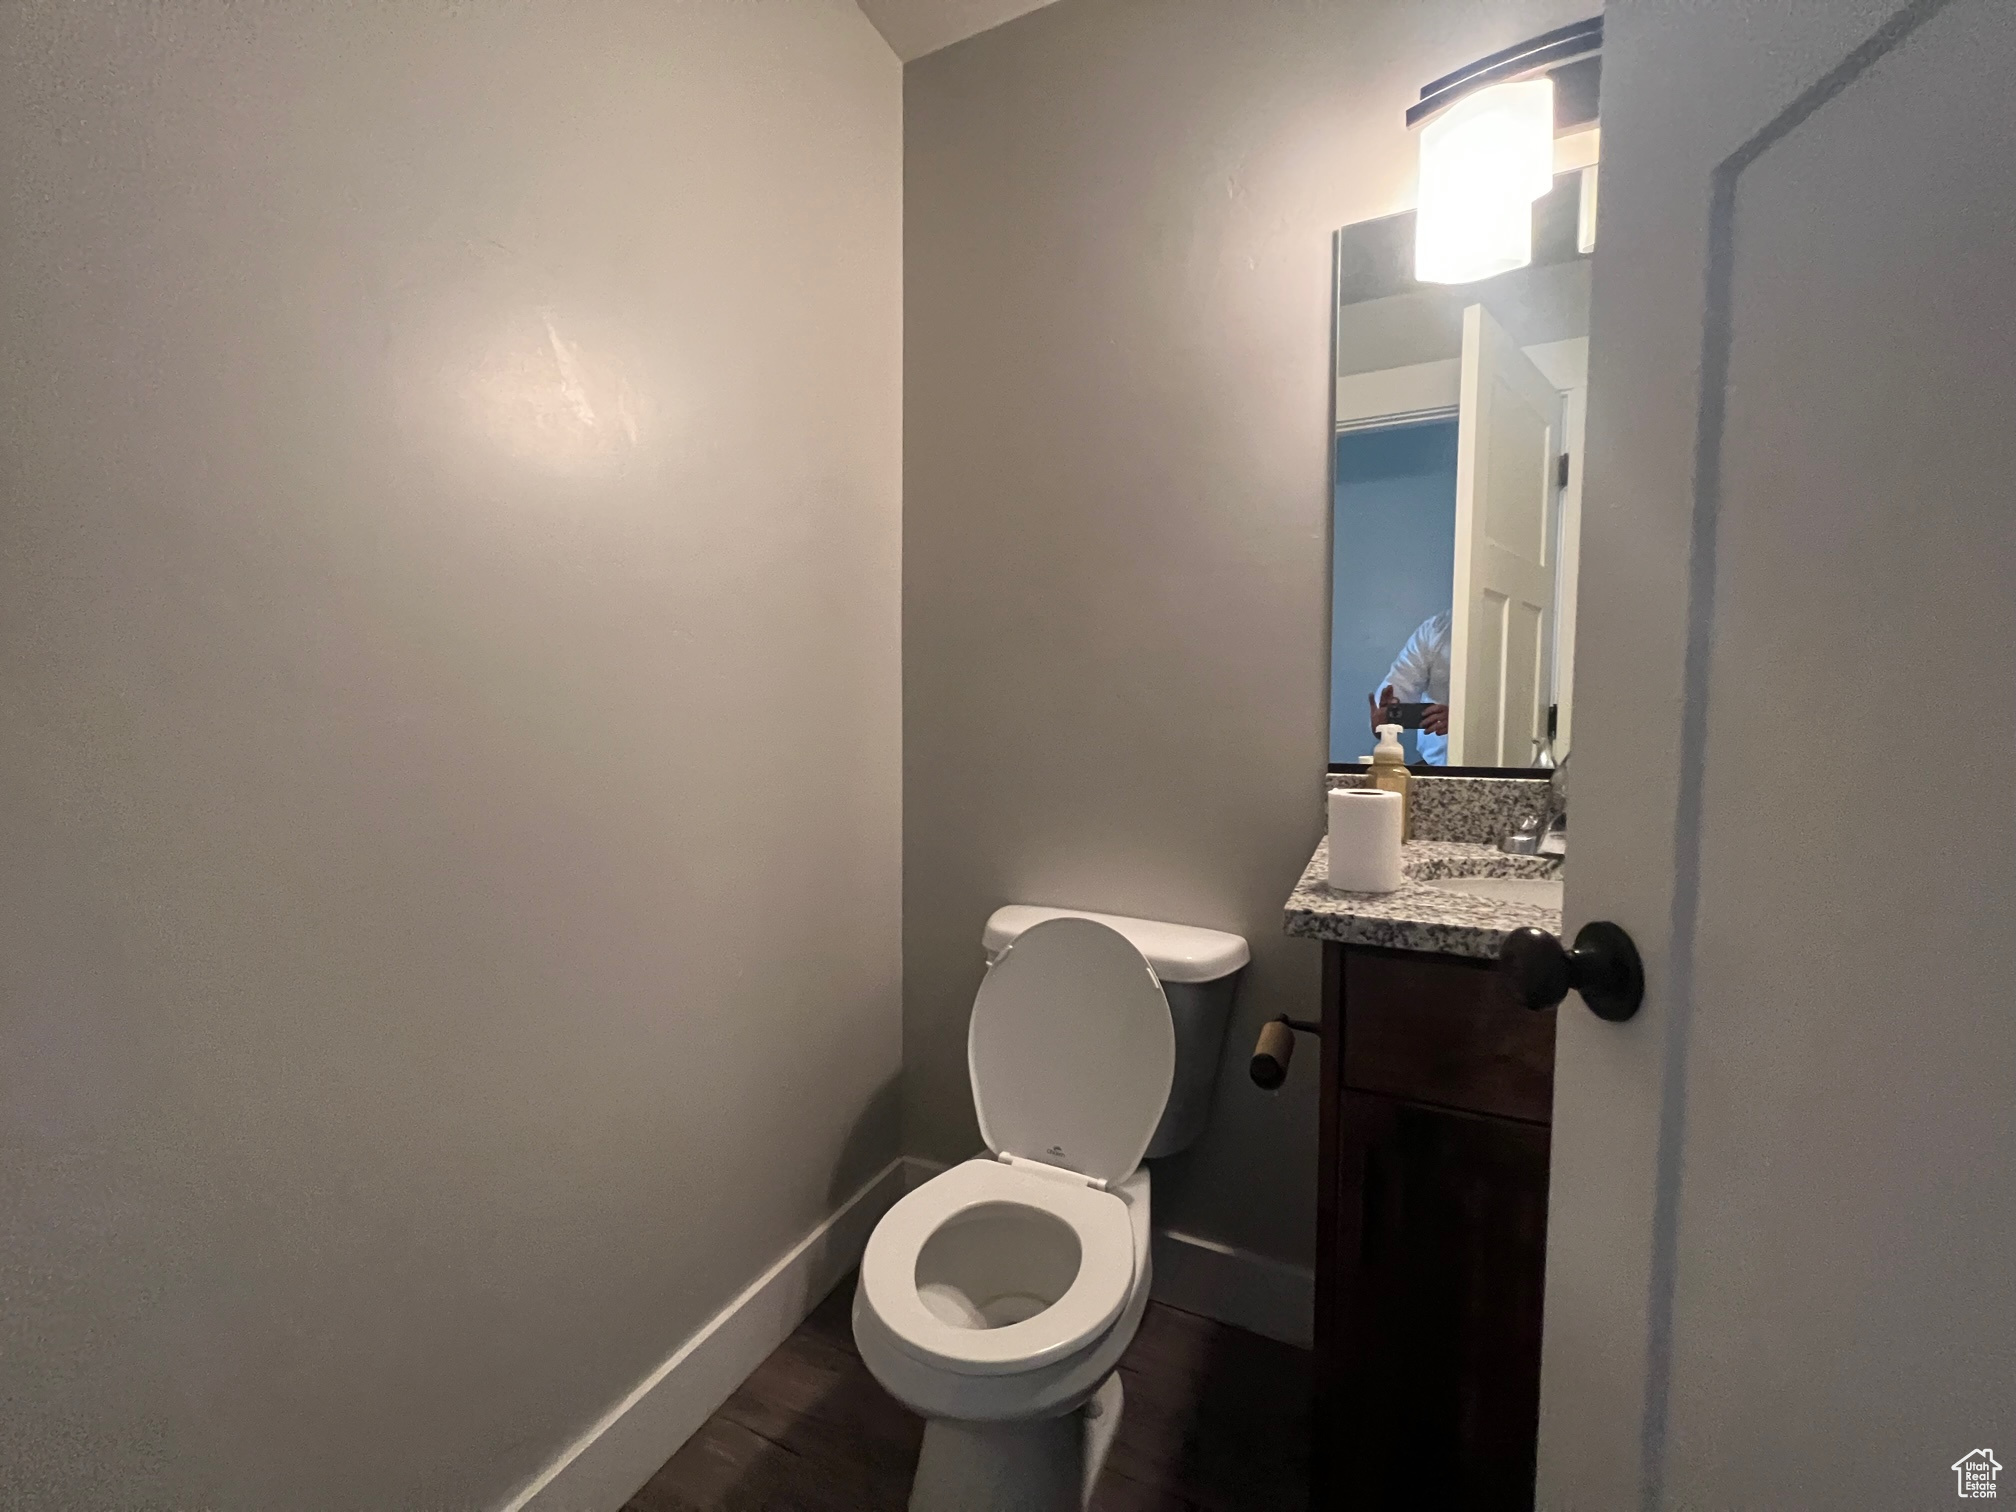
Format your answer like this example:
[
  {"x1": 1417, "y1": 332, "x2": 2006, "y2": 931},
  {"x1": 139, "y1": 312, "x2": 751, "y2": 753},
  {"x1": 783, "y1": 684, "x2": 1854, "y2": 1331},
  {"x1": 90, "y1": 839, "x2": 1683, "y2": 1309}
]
[{"x1": 1248, "y1": 1015, "x2": 1320, "y2": 1090}]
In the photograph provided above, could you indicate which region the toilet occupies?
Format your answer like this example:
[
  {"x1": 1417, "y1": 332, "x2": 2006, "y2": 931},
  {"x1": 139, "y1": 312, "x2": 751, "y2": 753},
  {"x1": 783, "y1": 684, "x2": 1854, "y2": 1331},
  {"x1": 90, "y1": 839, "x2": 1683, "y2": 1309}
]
[{"x1": 854, "y1": 907, "x2": 1249, "y2": 1512}]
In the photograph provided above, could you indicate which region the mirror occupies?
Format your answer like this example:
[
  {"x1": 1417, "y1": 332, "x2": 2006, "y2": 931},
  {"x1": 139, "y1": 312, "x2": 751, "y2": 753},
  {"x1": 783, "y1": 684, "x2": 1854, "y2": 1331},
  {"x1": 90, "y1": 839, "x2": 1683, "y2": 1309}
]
[{"x1": 1329, "y1": 168, "x2": 1592, "y2": 771}]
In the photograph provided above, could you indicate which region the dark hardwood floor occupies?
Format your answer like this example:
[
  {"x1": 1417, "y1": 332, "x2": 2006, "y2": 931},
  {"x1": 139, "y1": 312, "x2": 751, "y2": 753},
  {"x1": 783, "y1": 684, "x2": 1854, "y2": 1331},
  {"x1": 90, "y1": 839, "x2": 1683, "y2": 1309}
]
[{"x1": 625, "y1": 1276, "x2": 1311, "y2": 1512}]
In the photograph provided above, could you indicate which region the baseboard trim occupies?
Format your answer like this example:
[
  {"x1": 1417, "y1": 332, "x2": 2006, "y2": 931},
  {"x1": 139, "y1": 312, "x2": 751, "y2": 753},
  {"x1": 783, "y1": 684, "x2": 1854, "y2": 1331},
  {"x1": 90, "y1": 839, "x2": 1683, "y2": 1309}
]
[
  {"x1": 902, "y1": 1154, "x2": 1312, "y2": 1350},
  {"x1": 1150, "y1": 1228, "x2": 1314, "y2": 1349},
  {"x1": 496, "y1": 1157, "x2": 909, "y2": 1512}
]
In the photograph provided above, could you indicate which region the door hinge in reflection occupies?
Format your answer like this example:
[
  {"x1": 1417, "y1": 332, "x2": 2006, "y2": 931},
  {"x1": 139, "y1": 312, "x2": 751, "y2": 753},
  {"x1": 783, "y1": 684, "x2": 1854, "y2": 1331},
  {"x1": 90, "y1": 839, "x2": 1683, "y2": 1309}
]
[{"x1": 1557, "y1": 452, "x2": 1571, "y2": 489}]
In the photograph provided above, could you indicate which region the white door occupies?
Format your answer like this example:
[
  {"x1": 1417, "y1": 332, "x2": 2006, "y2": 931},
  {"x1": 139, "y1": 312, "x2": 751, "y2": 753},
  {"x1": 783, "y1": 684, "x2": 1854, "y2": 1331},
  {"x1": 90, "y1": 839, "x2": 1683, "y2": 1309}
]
[
  {"x1": 1449, "y1": 302, "x2": 1561, "y2": 767},
  {"x1": 1521, "y1": 338, "x2": 1590, "y2": 758},
  {"x1": 1543, "y1": 2, "x2": 2016, "y2": 1508}
]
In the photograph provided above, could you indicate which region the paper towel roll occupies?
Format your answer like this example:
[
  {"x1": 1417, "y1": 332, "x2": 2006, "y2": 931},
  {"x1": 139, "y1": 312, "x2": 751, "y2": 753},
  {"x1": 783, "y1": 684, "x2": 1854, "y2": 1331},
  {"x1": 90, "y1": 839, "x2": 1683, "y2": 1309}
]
[{"x1": 1327, "y1": 787, "x2": 1404, "y2": 893}]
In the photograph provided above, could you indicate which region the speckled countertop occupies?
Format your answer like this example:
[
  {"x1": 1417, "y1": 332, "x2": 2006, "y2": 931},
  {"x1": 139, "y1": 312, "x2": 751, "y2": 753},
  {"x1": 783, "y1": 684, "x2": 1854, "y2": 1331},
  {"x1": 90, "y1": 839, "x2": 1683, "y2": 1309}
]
[{"x1": 1283, "y1": 838, "x2": 1563, "y2": 959}]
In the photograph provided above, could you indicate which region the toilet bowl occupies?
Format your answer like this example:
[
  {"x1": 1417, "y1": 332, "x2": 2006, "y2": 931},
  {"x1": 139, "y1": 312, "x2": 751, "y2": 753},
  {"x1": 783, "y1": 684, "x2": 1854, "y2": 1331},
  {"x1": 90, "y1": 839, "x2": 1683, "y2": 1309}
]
[
  {"x1": 863, "y1": 1159, "x2": 1134, "y2": 1374},
  {"x1": 854, "y1": 1161, "x2": 1152, "y2": 1425},
  {"x1": 854, "y1": 910, "x2": 1248, "y2": 1512}
]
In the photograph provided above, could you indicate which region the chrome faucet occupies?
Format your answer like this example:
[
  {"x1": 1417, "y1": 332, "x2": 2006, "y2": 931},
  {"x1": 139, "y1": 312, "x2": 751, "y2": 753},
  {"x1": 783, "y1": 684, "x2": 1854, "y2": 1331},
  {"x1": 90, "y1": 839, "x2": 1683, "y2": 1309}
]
[
  {"x1": 1503, "y1": 752, "x2": 1569, "y2": 855},
  {"x1": 1540, "y1": 752, "x2": 1568, "y2": 854}
]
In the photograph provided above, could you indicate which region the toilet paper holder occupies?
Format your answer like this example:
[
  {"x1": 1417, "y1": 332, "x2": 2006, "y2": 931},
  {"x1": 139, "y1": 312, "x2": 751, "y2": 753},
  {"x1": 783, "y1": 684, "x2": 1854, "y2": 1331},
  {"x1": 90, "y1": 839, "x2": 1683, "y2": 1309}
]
[{"x1": 1248, "y1": 1015, "x2": 1321, "y2": 1090}]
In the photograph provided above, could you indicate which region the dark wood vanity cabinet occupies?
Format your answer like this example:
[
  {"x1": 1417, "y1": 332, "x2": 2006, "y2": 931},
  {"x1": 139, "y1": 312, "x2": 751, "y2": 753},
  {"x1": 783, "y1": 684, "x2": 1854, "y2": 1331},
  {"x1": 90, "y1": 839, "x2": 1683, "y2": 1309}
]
[{"x1": 1314, "y1": 943, "x2": 1557, "y2": 1511}]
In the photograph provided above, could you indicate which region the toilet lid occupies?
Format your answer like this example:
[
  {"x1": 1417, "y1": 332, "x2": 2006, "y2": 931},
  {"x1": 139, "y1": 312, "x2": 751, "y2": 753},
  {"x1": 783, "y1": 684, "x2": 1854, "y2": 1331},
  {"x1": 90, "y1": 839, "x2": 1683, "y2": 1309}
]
[{"x1": 968, "y1": 917, "x2": 1175, "y2": 1187}]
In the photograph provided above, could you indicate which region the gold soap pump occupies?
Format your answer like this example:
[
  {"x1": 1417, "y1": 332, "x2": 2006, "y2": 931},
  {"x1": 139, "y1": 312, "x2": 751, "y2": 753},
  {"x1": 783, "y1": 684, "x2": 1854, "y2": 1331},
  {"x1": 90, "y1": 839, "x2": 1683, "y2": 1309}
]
[{"x1": 1367, "y1": 722, "x2": 1412, "y2": 838}]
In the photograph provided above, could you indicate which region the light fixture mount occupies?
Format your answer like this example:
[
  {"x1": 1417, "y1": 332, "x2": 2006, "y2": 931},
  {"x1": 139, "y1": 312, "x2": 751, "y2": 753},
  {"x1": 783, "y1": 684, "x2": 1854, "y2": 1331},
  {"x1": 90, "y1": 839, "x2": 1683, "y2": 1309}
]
[{"x1": 1406, "y1": 15, "x2": 1604, "y2": 131}]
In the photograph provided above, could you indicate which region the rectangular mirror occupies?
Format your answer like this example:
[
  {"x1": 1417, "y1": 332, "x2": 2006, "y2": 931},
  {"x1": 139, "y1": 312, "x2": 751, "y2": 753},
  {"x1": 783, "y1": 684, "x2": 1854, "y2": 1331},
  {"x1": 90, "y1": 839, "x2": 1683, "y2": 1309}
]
[{"x1": 1329, "y1": 168, "x2": 1592, "y2": 771}]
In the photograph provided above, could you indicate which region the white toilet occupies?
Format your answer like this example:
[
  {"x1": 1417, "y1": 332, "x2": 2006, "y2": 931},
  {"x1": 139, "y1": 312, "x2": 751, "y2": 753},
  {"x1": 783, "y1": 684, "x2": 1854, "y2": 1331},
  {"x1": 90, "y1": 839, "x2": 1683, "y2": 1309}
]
[{"x1": 854, "y1": 907, "x2": 1249, "y2": 1512}]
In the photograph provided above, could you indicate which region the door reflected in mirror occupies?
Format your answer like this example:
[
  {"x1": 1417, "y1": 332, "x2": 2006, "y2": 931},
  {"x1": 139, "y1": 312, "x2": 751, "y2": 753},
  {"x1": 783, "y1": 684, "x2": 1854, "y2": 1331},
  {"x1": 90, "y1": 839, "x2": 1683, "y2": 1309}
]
[{"x1": 1330, "y1": 170, "x2": 1590, "y2": 771}]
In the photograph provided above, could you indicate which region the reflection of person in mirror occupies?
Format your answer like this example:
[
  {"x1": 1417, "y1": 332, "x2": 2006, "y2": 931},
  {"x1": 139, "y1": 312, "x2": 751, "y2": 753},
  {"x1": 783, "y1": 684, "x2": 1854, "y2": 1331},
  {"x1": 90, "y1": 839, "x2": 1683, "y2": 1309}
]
[{"x1": 1369, "y1": 610, "x2": 1451, "y2": 766}]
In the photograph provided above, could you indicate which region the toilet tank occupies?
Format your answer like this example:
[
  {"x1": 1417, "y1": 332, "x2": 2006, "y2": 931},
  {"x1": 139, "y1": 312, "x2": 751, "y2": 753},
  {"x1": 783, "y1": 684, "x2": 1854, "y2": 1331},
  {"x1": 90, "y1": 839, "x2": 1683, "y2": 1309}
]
[{"x1": 981, "y1": 905, "x2": 1250, "y2": 1160}]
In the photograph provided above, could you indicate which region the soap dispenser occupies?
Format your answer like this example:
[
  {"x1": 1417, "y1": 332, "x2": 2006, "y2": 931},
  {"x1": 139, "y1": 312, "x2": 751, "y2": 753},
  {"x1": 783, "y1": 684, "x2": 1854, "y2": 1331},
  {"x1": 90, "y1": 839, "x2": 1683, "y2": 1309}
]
[{"x1": 1368, "y1": 722, "x2": 1412, "y2": 838}]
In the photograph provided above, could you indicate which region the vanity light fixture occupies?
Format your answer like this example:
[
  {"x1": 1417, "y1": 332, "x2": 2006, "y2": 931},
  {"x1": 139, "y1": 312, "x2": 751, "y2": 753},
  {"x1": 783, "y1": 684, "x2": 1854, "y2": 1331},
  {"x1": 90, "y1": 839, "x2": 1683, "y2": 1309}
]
[{"x1": 1408, "y1": 16, "x2": 1603, "y2": 285}]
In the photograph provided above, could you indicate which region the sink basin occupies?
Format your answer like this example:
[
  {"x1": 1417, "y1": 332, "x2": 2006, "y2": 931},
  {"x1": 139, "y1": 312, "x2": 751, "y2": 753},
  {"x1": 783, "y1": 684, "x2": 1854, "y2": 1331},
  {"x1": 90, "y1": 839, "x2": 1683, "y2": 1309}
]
[{"x1": 1427, "y1": 875, "x2": 1564, "y2": 909}]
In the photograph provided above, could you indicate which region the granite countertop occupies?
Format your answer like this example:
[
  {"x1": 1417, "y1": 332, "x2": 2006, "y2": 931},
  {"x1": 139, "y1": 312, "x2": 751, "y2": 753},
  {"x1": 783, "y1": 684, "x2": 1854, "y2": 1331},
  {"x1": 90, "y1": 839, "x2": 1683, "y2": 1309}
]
[{"x1": 1283, "y1": 838, "x2": 1563, "y2": 959}]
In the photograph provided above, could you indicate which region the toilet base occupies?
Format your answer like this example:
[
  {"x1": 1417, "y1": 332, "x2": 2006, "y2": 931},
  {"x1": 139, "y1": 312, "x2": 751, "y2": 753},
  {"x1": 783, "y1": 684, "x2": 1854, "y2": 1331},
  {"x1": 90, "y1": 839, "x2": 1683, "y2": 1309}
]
[{"x1": 907, "y1": 1371, "x2": 1124, "y2": 1512}]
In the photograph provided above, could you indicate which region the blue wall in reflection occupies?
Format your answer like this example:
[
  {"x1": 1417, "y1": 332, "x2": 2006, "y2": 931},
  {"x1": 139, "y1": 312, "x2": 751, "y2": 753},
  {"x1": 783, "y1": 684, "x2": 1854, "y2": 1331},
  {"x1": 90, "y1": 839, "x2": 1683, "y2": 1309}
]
[{"x1": 1330, "y1": 419, "x2": 1458, "y2": 765}]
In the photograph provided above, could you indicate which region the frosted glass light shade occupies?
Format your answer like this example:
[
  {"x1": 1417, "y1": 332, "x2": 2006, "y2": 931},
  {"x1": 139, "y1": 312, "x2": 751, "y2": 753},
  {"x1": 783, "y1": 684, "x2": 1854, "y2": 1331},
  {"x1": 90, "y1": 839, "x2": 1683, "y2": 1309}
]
[{"x1": 1414, "y1": 78, "x2": 1556, "y2": 285}]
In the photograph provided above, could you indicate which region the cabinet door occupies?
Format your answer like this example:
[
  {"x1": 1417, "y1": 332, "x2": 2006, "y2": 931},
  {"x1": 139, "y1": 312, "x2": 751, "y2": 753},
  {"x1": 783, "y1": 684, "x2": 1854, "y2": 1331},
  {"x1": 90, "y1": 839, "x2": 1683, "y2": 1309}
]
[
  {"x1": 1324, "y1": 1092, "x2": 1550, "y2": 1511},
  {"x1": 1341, "y1": 950, "x2": 1554, "y2": 1122}
]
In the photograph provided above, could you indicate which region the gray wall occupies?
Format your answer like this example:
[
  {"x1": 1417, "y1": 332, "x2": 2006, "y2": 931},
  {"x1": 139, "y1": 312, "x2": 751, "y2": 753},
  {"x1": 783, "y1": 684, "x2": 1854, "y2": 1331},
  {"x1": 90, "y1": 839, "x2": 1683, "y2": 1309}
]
[
  {"x1": 0, "y1": 4, "x2": 899, "y2": 1508},
  {"x1": 903, "y1": 0, "x2": 1592, "y2": 1265}
]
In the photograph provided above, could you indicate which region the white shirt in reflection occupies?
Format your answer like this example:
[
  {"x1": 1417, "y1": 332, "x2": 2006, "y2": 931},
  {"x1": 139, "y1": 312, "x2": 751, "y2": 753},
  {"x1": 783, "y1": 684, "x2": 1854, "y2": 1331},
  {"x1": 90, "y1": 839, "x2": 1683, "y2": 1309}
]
[{"x1": 1383, "y1": 611, "x2": 1450, "y2": 766}]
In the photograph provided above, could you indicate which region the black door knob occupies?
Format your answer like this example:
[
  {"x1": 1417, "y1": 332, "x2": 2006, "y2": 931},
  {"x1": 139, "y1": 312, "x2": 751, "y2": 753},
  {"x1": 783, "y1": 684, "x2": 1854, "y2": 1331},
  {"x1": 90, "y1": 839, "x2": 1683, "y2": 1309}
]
[{"x1": 1500, "y1": 921, "x2": 1644, "y2": 1021}]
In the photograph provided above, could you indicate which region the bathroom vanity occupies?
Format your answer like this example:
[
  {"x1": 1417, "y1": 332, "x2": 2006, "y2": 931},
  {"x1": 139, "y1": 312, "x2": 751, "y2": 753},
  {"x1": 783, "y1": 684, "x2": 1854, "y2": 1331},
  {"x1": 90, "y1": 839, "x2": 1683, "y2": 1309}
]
[{"x1": 1283, "y1": 788, "x2": 1561, "y2": 1512}]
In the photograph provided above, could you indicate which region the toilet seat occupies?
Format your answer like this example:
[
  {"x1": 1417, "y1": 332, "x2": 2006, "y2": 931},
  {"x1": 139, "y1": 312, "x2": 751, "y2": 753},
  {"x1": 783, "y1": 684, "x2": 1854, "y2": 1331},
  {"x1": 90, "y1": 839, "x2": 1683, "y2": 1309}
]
[{"x1": 861, "y1": 1160, "x2": 1136, "y2": 1377}]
